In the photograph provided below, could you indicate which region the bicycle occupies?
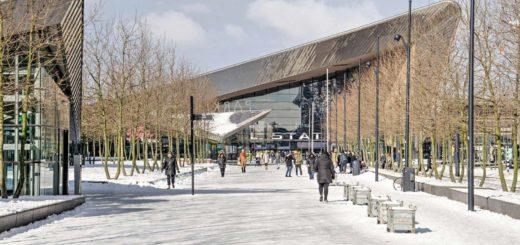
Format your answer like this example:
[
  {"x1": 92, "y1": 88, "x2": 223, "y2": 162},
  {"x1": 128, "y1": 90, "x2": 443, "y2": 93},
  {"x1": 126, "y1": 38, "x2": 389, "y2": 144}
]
[{"x1": 393, "y1": 177, "x2": 402, "y2": 191}]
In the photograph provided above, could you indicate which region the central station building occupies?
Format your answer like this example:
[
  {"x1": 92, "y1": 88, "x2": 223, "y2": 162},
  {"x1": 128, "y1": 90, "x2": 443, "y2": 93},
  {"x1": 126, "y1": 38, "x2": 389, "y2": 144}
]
[{"x1": 201, "y1": 2, "x2": 460, "y2": 157}]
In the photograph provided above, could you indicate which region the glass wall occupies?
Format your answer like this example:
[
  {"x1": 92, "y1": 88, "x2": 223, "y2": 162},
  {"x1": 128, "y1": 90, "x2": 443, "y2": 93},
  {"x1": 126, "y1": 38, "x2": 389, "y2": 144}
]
[
  {"x1": 219, "y1": 70, "x2": 351, "y2": 153},
  {"x1": 2, "y1": 56, "x2": 70, "y2": 196}
]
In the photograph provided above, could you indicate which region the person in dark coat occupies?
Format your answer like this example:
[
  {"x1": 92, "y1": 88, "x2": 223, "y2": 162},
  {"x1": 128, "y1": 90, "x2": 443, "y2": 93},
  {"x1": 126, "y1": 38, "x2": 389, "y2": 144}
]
[
  {"x1": 162, "y1": 152, "x2": 180, "y2": 189},
  {"x1": 307, "y1": 153, "x2": 316, "y2": 180},
  {"x1": 314, "y1": 152, "x2": 335, "y2": 202},
  {"x1": 285, "y1": 152, "x2": 294, "y2": 177},
  {"x1": 217, "y1": 151, "x2": 227, "y2": 177}
]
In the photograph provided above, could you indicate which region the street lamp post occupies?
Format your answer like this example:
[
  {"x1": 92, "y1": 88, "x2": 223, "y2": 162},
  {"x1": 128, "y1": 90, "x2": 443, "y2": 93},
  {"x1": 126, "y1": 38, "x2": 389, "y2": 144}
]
[
  {"x1": 467, "y1": 0, "x2": 475, "y2": 211},
  {"x1": 311, "y1": 101, "x2": 315, "y2": 152},
  {"x1": 326, "y1": 69, "x2": 330, "y2": 153},
  {"x1": 343, "y1": 73, "x2": 347, "y2": 151},
  {"x1": 335, "y1": 82, "x2": 338, "y2": 151},
  {"x1": 357, "y1": 59, "x2": 362, "y2": 157},
  {"x1": 394, "y1": 0, "x2": 412, "y2": 169},
  {"x1": 375, "y1": 35, "x2": 381, "y2": 182}
]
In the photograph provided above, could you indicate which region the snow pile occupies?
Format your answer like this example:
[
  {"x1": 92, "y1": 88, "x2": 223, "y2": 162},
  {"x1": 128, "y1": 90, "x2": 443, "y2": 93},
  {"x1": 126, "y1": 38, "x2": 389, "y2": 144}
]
[
  {"x1": 75, "y1": 160, "x2": 217, "y2": 189},
  {"x1": 0, "y1": 196, "x2": 79, "y2": 216}
]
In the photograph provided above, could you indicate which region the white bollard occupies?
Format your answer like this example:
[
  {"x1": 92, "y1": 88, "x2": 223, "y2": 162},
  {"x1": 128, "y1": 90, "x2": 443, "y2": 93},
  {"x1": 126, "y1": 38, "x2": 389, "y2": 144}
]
[
  {"x1": 387, "y1": 205, "x2": 417, "y2": 233},
  {"x1": 368, "y1": 195, "x2": 390, "y2": 217},
  {"x1": 377, "y1": 200, "x2": 403, "y2": 224}
]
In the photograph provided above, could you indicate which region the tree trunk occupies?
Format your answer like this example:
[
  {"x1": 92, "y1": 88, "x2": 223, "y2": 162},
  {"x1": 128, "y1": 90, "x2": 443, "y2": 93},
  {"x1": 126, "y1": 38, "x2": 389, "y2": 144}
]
[
  {"x1": 14, "y1": 20, "x2": 35, "y2": 198},
  {"x1": 458, "y1": 132, "x2": 466, "y2": 183},
  {"x1": 175, "y1": 132, "x2": 181, "y2": 167},
  {"x1": 480, "y1": 127, "x2": 488, "y2": 187},
  {"x1": 439, "y1": 138, "x2": 447, "y2": 179},
  {"x1": 512, "y1": 111, "x2": 519, "y2": 192},
  {"x1": 449, "y1": 136, "x2": 456, "y2": 182},
  {"x1": 418, "y1": 133, "x2": 424, "y2": 176},
  {"x1": 494, "y1": 111, "x2": 508, "y2": 191}
]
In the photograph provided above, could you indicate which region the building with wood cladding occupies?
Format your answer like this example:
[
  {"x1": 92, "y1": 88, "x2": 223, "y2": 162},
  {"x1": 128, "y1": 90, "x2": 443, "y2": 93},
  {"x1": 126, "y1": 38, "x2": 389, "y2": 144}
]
[{"x1": 200, "y1": 1, "x2": 460, "y2": 157}]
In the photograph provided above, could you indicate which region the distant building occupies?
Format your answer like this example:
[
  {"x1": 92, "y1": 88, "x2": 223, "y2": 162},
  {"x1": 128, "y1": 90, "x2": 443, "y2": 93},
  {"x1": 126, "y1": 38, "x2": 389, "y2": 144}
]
[
  {"x1": 1, "y1": 0, "x2": 83, "y2": 196},
  {"x1": 200, "y1": 2, "x2": 460, "y2": 155}
]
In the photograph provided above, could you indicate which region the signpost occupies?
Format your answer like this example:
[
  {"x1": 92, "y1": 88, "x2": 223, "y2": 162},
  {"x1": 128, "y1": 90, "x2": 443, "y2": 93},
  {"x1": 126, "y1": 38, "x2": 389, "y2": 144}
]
[{"x1": 190, "y1": 96, "x2": 213, "y2": 195}]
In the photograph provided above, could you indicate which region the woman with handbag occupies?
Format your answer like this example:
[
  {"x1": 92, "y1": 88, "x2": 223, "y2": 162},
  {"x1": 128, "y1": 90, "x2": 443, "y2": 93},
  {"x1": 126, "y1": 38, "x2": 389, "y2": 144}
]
[{"x1": 314, "y1": 152, "x2": 335, "y2": 202}]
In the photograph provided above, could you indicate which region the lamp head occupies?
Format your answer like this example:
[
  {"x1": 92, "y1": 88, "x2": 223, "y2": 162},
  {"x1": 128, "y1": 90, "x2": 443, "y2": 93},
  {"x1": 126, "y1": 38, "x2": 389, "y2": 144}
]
[{"x1": 394, "y1": 34, "x2": 402, "y2": 42}]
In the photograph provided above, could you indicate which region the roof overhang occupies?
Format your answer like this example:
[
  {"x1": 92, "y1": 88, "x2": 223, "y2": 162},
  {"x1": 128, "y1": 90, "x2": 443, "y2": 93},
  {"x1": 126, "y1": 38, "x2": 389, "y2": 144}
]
[{"x1": 205, "y1": 110, "x2": 271, "y2": 142}]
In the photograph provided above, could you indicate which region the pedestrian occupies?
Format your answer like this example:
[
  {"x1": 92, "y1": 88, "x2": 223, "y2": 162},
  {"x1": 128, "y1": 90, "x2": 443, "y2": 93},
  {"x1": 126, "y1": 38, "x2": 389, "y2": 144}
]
[
  {"x1": 217, "y1": 151, "x2": 227, "y2": 177},
  {"x1": 162, "y1": 152, "x2": 180, "y2": 189},
  {"x1": 263, "y1": 151, "x2": 270, "y2": 170},
  {"x1": 380, "y1": 153, "x2": 387, "y2": 169},
  {"x1": 332, "y1": 149, "x2": 338, "y2": 169},
  {"x1": 275, "y1": 151, "x2": 281, "y2": 169},
  {"x1": 339, "y1": 151, "x2": 347, "y2": 173},
  {"x1": 307, "y1": 153, "x2": 316, "y2": 180},
  {"x1": 239, "y1": 149, "x2": 247, "y2": 173},
  {"x1": 348, "y1": 152, "x2": 356, "y2": 174},
  {"x1": 295, "y1": 150, "x2": 303, "y2": 176},
  {"x1": 285, "y1": 152, "x2": 294, "y2": 177},
  {"x1": 314, "y1": 152, "x2": 335, "y2": 202}
]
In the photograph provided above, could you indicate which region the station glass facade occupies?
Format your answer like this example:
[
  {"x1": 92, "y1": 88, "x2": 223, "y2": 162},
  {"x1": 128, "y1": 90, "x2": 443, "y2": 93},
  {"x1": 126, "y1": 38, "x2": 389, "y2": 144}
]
[{"x1": 220, "y1": 70, "x2": 352, "y2": 154}]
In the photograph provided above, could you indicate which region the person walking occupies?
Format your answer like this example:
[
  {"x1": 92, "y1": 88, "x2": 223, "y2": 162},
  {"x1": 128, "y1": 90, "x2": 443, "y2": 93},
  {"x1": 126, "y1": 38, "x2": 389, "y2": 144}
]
[
  {"x1": 217, "y1": 151, "x2": 227, "y2": 177},
  {"x1": 239, "y1": 149, "x2": 247, "y2": 173},
  {"x1": 314, "y1": 152, "x2": 335, "y2": 202},
  {"x1": 285, "y1": 152, "x2": 294, "y2": 177},
  {"x1": 339, "y1": 151, "x2": 347, "y2": 173},
  {"x1": 162, "y1": 152, "x2": 180, "y2": 189},
  {"x1": 275, "y1": 151, "x2": 281, "y2": 169},
  {"x1": 263, "y1": 151, "x2": 270, "y2": 170},
  {"x1": 307, "y1": 153, "x2": 316, "y2": 180},
  {"x1": 294, "y1": 150, "x2": 303, "y2": 176},
  {"x1": 331, "y1": 149, "x2": 338, "y2": 169},
  {"x1": 380, "y1": 153, "x2": 387, "y2": 170}
]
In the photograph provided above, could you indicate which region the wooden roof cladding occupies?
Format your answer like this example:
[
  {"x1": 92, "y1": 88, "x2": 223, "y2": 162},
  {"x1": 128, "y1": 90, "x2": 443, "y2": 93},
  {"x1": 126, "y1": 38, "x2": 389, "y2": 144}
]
[{"x1": 200, "y1": 1, "x2": 461, "y2": 102}]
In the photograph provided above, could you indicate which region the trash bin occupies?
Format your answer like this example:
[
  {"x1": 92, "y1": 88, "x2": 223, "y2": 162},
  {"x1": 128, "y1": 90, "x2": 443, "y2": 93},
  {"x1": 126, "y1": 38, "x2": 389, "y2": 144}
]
[
  {"x1": 352, "y1": 160, "x2": 360, "y2": 176},
  {"x1": 402, "y1": 167, "x2": 415, "y2": 192}
]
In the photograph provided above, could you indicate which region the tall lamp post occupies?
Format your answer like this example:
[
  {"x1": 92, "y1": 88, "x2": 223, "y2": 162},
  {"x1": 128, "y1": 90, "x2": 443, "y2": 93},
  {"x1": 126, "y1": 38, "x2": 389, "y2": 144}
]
[
  {"x1": 467, "y1": 0, "x2": 475, "y2": 211},
  {"x1": 343, "y1": 73, "x2": 347, "y2": 151},
  {"x1": 326, "y1": 69, "x2": 330, "y2": 153},
  {"x1": 357, "y1": 59, "x2": 362, "y2": 157},
  {"x1": 394, "y1": 0, "x2": 412, "y2": 169},
  {"x1": 375, "y1": 35, "x2": 381, "y2": 182}
]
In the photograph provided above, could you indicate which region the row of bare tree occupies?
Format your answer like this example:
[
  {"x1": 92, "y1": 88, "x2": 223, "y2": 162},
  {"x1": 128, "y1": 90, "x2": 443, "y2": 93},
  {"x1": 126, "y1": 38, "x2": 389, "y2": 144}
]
[
  {"x1": 330, "y1": 0, "x2": 519, "y2": 192},
  {"x1": 82, "y1": 7, "x2": 217, "y2": 180}
]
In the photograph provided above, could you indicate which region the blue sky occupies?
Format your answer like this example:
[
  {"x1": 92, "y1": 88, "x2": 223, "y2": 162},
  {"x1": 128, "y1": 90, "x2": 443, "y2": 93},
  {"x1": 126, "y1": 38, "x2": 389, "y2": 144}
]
[{"x1": 87, "y1": 0, "x2": 441, "y2": 72}]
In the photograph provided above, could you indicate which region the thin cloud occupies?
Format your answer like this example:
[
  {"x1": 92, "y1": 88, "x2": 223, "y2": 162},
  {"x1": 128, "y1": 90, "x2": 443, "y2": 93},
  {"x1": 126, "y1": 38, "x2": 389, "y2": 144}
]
[
  {"x1": 144, "y1": 10, "x2": 206, "y2": 45},
  {"x1": 246, "y1": 0, "x2": 382, "y2": 41},
  {"x1": 180, "y1": 3, "x2": 211, "y2": 14},
  {"x1": 225, "y1": 24, "x2": 247, "y2": 41}
]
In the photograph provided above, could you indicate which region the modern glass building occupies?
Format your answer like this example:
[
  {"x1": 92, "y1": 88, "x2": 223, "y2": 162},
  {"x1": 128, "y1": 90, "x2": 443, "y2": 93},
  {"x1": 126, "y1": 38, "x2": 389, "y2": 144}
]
[
  {"x1": 1, "y1": 0, "x2": 84, "y2": 196},
  {"x1": 202, "y1": 2, "x2": 459, "y2": 156}
]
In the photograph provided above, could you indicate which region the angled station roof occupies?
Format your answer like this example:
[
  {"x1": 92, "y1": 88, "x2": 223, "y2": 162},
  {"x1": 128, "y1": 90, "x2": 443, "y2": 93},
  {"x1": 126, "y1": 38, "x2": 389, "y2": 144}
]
[{"x1": 199, "y1": 1, "x2": 460, "y2": 102}]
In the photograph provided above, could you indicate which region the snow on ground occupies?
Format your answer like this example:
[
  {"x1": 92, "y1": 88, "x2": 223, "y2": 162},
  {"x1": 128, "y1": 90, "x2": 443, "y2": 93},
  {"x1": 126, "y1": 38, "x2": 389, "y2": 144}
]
[
  {"x1": 78, "y1": 160, "x2": 216, "y2": 188},
  {"x1": 336, "y1": 171, "x2": 520, "y2": 244},
  {"x1": 2, "y1": 165, "x2": 520, "y2": 244},
  {"x1": 375, "y1": 167, "x2": 520, "y2": 204},
  {"x1": 0, "y1": 195, "x2": 79, "y2": 216}
]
